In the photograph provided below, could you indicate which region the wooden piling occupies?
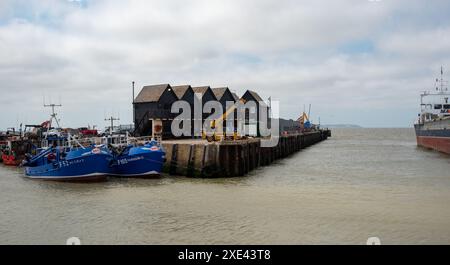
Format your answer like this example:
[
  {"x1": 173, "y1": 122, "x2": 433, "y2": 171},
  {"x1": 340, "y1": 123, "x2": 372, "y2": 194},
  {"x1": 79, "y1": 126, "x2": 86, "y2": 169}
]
[{"x1": 161, "y1": 129, "x2": 331, "y2": 178}]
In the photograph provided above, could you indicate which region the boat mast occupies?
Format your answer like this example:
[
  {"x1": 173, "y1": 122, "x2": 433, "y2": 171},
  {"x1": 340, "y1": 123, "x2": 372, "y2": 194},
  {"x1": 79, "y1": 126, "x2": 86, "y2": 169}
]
[
  {"x1": 436, "y1": 66, "x2": 448, "y2": 93},
  {"x1": 105, "y1": 116, "x2": 120, "y2": 136},
  {"x1": 44, "y1": 102, "x2": 62, "y2": 136}
]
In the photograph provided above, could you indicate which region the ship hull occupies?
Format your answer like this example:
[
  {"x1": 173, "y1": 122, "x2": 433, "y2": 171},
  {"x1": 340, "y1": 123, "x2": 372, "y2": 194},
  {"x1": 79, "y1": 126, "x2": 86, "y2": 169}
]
[
  {"x1": 416, "y1": 136, "x2": 450, "y2": 154},
  {"x1": 24, "y1": 148, "x2": 113, "y2": 182},
  {"x1": 112, "y1": 146, "x2": 165, "y2": 178},
  {"x1": 415, "y1": 123, "x2": 450, "y2": 155}
]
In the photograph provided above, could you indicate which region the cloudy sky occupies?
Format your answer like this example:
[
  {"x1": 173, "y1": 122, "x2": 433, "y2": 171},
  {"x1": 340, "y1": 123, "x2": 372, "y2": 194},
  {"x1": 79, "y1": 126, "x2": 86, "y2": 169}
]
[{"x1": 1, "y1": 0, "x2": 450, "y2": 129}]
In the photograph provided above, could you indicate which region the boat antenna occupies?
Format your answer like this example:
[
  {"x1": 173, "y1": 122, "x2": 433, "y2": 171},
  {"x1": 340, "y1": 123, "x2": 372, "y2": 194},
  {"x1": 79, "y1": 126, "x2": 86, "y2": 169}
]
[
  {"x1": 44, "y1": 100, "x2": 62, "y2": 136},
  {"x1": 436, "y1": 66, "x2": 448, "y2": 92},
  {"x1": 105, "y1": 115, "x2": 120, "y2": 136}
]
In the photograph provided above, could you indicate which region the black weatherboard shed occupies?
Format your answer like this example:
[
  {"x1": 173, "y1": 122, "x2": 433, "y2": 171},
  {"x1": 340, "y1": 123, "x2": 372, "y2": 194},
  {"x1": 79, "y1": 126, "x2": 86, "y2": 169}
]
[
  {"x1": 192, "y1": 86, "x2": 218, "y2": 136},
  {"x1": 241, "y1": 90, "x2": 268, "y2": 137},
  {"x1": 212, "y1": 87, "x2": 239, "y2": 133},
  {"x1": 133, "y1": 84, "x2": 178, "y2": 138},
  {"x1": 172, "y1": 85, "x2": 195, "y2": 137}
]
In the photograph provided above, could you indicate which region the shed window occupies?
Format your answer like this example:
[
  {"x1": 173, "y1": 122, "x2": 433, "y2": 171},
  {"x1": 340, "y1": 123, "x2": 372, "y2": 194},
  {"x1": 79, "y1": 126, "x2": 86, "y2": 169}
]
[
  {"x1": 444, "y1": 104, "x2": 450, "y2": 109},
  {"x1": 434, "y1": 104, "x2": 442, "y2": 110}
]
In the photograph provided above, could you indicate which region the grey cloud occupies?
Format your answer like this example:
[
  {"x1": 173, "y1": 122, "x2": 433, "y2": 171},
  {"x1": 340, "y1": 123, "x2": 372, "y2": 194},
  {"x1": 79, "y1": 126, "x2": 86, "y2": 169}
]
[{"x1": 1, "y1": 0, "x2": 450, "y2": 128}]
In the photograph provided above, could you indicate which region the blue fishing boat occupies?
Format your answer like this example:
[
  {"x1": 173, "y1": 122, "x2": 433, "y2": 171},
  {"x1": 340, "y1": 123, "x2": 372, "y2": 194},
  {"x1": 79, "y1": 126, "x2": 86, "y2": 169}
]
[
  {"x1": 23, "y1": 145, "x2": 114, "y2": 182},
  {"x1": 112, "y1": 140, "x2": 165, "y2": 177}
]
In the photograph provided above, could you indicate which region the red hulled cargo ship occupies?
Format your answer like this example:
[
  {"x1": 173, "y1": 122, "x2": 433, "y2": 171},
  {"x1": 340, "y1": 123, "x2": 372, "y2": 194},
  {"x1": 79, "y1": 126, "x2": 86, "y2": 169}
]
[{"x1": 414, "y1": 67, "x2": 450, "y2": 155}]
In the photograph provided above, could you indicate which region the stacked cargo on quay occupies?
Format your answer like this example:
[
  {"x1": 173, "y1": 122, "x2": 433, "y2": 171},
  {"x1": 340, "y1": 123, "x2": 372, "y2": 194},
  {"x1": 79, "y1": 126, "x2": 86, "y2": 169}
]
[{"x1": 415, "y1": 67, "x2": 450, "y2": 154}]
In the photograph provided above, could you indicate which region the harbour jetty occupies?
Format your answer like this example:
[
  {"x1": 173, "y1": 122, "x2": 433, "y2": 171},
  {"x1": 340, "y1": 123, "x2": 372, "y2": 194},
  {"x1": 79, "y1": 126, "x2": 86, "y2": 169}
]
[
  {"x1": 161, "y1": 129, "x2": 330, "y2": 178},
  {"x1": 2, "y1": 82, "x2": 332, "y2": 180},
  {"x1": 131, "y1": 83, "x2": 332, "y2": 177}
]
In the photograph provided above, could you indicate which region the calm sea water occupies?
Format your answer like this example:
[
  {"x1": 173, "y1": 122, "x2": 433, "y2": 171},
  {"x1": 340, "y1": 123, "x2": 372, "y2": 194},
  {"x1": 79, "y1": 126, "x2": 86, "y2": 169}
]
[{"x1": 1, "y1": 128, "x2": 450, "y2": 245}]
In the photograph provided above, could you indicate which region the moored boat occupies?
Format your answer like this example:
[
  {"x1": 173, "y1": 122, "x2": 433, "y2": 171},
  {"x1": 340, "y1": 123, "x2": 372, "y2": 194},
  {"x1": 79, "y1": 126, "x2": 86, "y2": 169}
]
[
  {"x1": 1, "y1": 138, "x2": 32, "y2": 166},
  {"x1": 111, "y1": 140, "x2": 165, "y2": 178},
  {"x1": 23, "y1": 145, "x2": 114, "y2": 182},
  {"x1": 21, "y1": 102, "x2": 115, "y2": 181},
  {"x1": 0, "y1": 139, "x2": 6, "y2": 163},
  {"x1": 415, "y1": 67, "x2": 450, "y2": 155},
  {"x1": 2, "y1": 152, "x2": 21, "y2": 166}
]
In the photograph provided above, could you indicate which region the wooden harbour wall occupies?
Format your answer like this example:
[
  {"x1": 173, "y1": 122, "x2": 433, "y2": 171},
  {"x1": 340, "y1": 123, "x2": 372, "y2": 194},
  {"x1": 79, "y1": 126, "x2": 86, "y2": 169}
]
[{"x1": 161, "y1": 129, "x2": 331, "y2": 178}]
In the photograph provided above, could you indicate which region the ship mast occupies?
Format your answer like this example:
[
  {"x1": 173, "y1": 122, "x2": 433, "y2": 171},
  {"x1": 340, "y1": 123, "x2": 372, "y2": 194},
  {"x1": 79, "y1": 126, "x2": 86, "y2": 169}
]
[
  {"x1": 105, "y1": 116, "x2": 120, "y2": 136},
  {"x1": 44, "y1": 102, "x2": 62, "y2": 136},
  {"x1": 436, "y1": 66, "x2": 448, "y2": 93}
]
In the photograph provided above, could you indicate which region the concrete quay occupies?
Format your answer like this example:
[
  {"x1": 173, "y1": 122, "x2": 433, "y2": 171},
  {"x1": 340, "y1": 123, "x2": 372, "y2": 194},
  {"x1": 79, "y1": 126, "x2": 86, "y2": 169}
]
[{"x1": 161, "y1": 129, "x2": 331, "y2": 178}]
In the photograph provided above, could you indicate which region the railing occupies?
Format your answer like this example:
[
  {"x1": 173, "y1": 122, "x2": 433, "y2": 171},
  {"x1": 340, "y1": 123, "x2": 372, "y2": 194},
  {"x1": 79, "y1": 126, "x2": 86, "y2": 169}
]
[{"x1": 129, "y1": 136, "x2": 158, "y2": 145}]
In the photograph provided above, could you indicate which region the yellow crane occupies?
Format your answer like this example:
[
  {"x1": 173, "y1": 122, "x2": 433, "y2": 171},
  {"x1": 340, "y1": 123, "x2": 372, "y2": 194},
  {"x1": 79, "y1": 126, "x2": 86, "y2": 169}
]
[
  {"x1": 298, "y1": 104, "x2": 312, "y2": 130},
  {"x1": 298, "y1": 112, "x2": 308, "y2": 127},
  {"x1": 202, "y1": 99, "x2": 247, "y2": 142}
]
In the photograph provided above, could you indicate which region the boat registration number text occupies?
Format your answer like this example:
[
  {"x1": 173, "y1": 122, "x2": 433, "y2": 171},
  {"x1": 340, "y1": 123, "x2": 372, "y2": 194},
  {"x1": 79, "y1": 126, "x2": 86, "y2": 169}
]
[
  {"x1": 117, "y1": 156, "x2": 144, "y2": 165},
  {"x1": 59, "y1": 159, "x2": 85, "y2": 168}
]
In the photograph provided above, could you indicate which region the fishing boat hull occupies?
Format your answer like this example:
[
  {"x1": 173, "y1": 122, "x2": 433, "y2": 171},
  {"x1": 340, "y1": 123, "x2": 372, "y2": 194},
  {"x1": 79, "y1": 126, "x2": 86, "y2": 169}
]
[
  {"x1": 113, "y1": 145, "x2": 165, "y2": 178},
  {"x1": 24, "y1": 152, "x2": 113, "y2": 182},
  {"x1": 2, "y1": 154, "x2": 21, "y2": 166},
  {"x1": 25, "y1": 173, "x2": 108, "y2": 182}
]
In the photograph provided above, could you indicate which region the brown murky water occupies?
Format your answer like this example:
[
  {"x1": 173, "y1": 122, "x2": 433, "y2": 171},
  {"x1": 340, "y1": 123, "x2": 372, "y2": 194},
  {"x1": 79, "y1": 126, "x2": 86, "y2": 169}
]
[{"x1": 1, "y1": 128, "x2": 450, "y2": 244}]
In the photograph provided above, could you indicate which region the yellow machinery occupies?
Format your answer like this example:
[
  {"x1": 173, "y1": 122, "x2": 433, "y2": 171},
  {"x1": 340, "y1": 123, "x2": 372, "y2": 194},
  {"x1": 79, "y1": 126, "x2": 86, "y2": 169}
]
[
  {"x1": 298, "y1": 112, "x2": 308, "y2": 127},
  {"x1": 298, "y1": 104, "x2": 313, "y2": 130},
  {"x1": 298, "y1": 111, "x2": 313, "y2": 130},
  {"x1": 202, "y1": 99, "x2": 246, "y2": 142}
]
